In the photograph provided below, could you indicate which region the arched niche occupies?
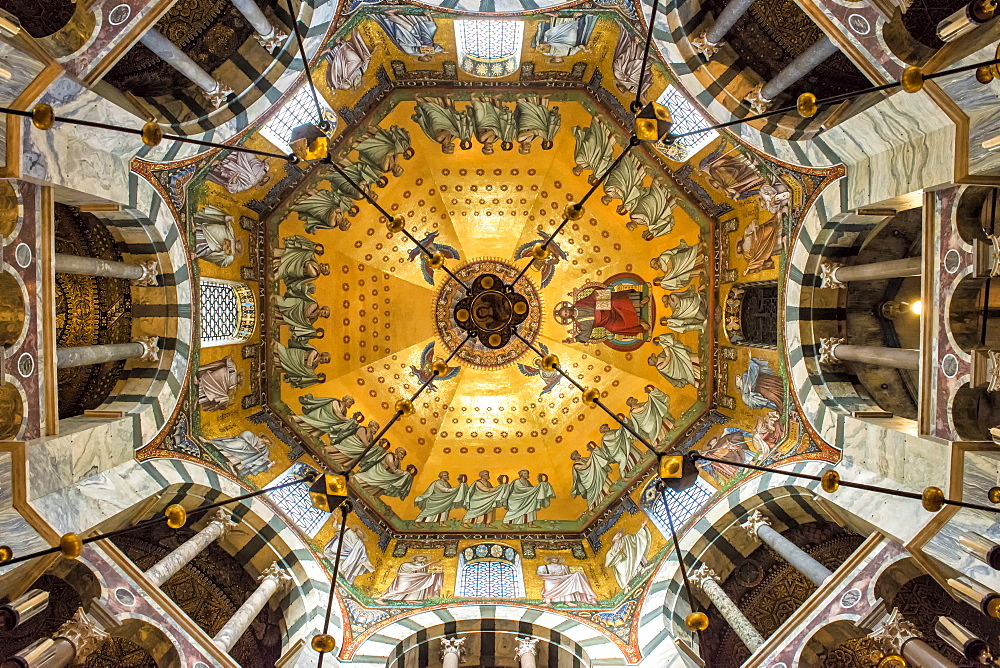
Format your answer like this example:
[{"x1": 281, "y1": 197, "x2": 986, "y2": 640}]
[{"x1": 798, "y1": 618, "x2": 871, "y2": 667}]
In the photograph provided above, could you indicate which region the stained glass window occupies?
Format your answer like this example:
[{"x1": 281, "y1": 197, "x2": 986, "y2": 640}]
[
  {"x1": 655, "y1": 85, "x2": 718, "y2": 161},
  {"x1": 200, "y1": 278, "x2": 256, "y2": 347},
  {"x1": 261, "y1": 85, "x2": 337, "y2": 153},
  {"x1": 640, "y1": 476, "x2": 714, "y2": 537},
  {"x1": 455, "y1": 20, "x2": 524, "y2": 78},
  {"x1": 266, "y1": 462, "x2": 329, "y2": 537},
  {"x1": 456, "y1": 543, "x2": 524, "y2": 597}
]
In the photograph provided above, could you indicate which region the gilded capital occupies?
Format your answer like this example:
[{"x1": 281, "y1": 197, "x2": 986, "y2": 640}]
[
  {"x1": 55, "y1": 608, "x2": 109, "y2": 663},
  {"x1": 740, "y1": 510, "x2": 772, "y2": 537},
  {"x1": 690, "y1": 31, "x2": 720, "y2": 59},
  {"x1": 869, "y1": 609, "x2": 921, "y2": 654}
]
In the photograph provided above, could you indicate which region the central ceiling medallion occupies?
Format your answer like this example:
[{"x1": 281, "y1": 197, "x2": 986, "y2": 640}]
[{"x1": 435, "y1": 259, "x2": 541, "y2": 369}]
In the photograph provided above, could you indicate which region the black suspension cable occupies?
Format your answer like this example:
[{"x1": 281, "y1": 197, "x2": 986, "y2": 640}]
[
  {"x1": 981, "y1": 189, "x2": 998, "y2": 347},
  {"x1": 659, "y1": 481, "x2": 705, "y2": 657},
  {"x1": 284, "y1": 0, "x2": 325, "y2": 126},
  {"x1": 316, "y1": 503, "x2": 350, "y2": 667},
  {"x1": 633, "y1": 0, "x2": 661, "y2": 113}
]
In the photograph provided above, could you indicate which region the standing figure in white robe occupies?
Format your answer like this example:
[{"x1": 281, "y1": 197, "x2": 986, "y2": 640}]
[
  {"x1": 604, "y1": 522, "x2": 651, "y2": 590},
  {"x1": 626, "y1": 385, "x2": 675, "y2": 445},
  {"x1": 598, "y1": 423, "x2": 641, "y2": 476},
  {"x1": 325, "y1": 29, "x2": 373, "y2": 90},
  {"x1": 572, "y1": 117, "x2": 614, "y2": 185},
  {"x1": 660, "y1": 285, "x2": 708, "y2": 333},
  {"x1": 649, "y1": 240, "x2": 706, "y2": 291},
  {"x1": 414, "y1": 471, "x2": 466, "y2": 523},
  {"x1": 412, "y1": 97, "x2": 473, "y2": 153},
  {"x1": 532, "y1": 14, "x2": 597, "y2": 62},
  {"x1": 536, "y1": 557, "x2": 598, "y2": 605},
  {"x1": 194, "y1": 205, "x2": 241, "y2": 267},
  {"x1": 504, "y1": 471, "x2": 556, "y2": 527},
  {"x1": 648, "y1": 333, "x2": 701, "y2": 388},
  {"x1": 612, "y1": 29, "x2": 652, "y2": 103},
  {"x1": 196, "y1": 356, "x2": 243, "y2": 411},
  {"x1": 627, "y1": 182, "x2": 676, "y2": 240},
  {"x1": 376, "y1": 555, "x2": 444, "y2": 603},
  {"x1": 462, "y1": 471, "x2": 510, "y2": 526},
  {"x1": 207, "y1": 151, "x2": 270, "y2": 194},
  {"x1": 323, "y1": 526, "x2": 374, "y2": 583},
  {"x1": 356, "y1": 448, "x2": 416, "y2": 500},
  {"x1": 514, "y1": 95, "x2": 561, "y2": 153},
  {"x1": 570, "y1": 448, "x2": 612, "y2": 509},
  {"x1": 204, "y1": 431, "x2": 274, "y2": 477},
  {"x1": 372, "y1": 11, "x2": 443, "y2": 61},
  {"x1": 295, "y1": 394, "x2": 360, "y2": 442},
  {"x1": 602, "y1": 152, "x2": 646, "y2": 215}
]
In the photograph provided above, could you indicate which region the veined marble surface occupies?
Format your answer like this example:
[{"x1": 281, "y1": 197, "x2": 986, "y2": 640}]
[{"x1": 938, "y1": 42, "x2": 1000, "y2": 178}]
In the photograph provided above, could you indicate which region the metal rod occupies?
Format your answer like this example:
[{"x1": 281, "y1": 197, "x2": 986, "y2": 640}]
[
  {"x1": 634, "y1": 0, "x2": 661, "y2": 113},
  {"x1": 981, "y1": 189, "x2": 998, "y2": 347},
  {"x1": 0, "y1": 477, "x2": 306, "y2": 567},
  {"x1": 316, "y1": 504, "x2": 350, "y2": 668},
  {"x1": 284, "y1": 0, "x2": 325, "y2": 126},
  {"x1": 659, "y1": 482, "x2": 705, "y2": 656}
]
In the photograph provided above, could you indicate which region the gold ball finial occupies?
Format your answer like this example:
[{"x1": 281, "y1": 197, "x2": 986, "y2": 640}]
[
  {"x1": 488, "y1": 333, "x2": 502, "y2": 347},
  {"x1": 531, "y1": 243, "x2": 550, "y2": 260},
  {"x1": 0, "y1": 545, "x2": 11, "y2": 562},
  {"x1": 395, "y1": 399, "x2": 414, "y2": 417},
  {"x1": 797, "y1": 92, "x2": 818, "y2": 118},
  {"x1": 564, "y1": 202, "x2": 584, "y2": 221},
  {"x1": 542, "y1": 354, "x2": 559, "y2": 371},
  {"x1": 977, "y1": 65, "x2": 996, "y2": 84},
  {"x1": 386, "y1": 216, "x2": 405, "y2": 233},
  {"x1": 921, "y1": 486, "x2": 945, "y2": 512},
  {"x1": 456, "y1": 308, "x2": 470, "y2": 322},
  {"x1": 988, "y1": 486, "x2": 1000, "y2": 504},
  {"x1": 428, "y1": 252, "x2": 445, "y2": 270},
  {"x1": 141, "y1": 121, "x2": 163, "y2": 147},
  {"x1": 431, "y1": 360, "x2": 449, "y2": 377},
  {"x1": 164, "y1": 503, "x2": 187, "y2": 529},
  {"x1": 60, "y1": 533, "x2": 82, "y2": 559},
  {"x1": 821, "y1": 469, "x2": 840, "y2": 493},
  {"x1": 513, "y1": 301, "x2": 527, "y2": 315},
  {"x1": 311, "y1": 634, "x2": 337, "y2": 653},
  {"x1": 31, "y1": 103, "x2": 54, "y2": 130},
  {"x1": 877, "y1": 655, "x2": 908, "y2": 668},
  {"x1": 582, "y1": 388, "x2": 600, "y2": 406},
  {"x1": 685, "y1": 612, "x2": 709, "y2": 631},
  {"x1": 900, "y1": 66, "x2": 925, "y2": 94}
]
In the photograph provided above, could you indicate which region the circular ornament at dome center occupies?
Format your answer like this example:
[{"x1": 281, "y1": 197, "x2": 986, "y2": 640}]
[{"x1": 435, "y1": 260, "x2": 541, "y2": 368}]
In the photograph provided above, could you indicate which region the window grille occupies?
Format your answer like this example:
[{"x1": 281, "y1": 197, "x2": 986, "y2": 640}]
[
  {"x1": 261, "y1": 85, "x2": 337, "y2": 153},
  {"x1": 200, "y1": 278, "x2": 256, "y2": 347},
  {"x1": 454, "y1": 20, "x2": 524, "y2": 78},
  {"x1": 266, "y1": 462, "x2": 329, "y2": 536},
  {"x1": 456, "y1": 543, "x2": 525, "y2": 597},
  {"x1": 656, "y1": 85, "x2": 718, "y2": 161},
  {"x1": 640, "y1": 476, "x2": 714, "y2": 537}
]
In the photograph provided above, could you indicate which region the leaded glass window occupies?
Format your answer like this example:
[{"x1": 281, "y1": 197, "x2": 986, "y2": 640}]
[
  {"x1": 261, "y1": 85, "x2": 337, "y2": 153},
  {"x1": 456, "y1": 543, "x2": 524, "y2": 597},
  {"x1": 266, "y1": 462, "x2": 329, "y2": 537},
  {"x1": 655, "y1": 85, "x2": 718, "y2": 161},
  {"x1": 455, "y1": 20, "x2": 524, "y2": 78},
  {"x1": 200, "y1": 278, "x2": 256, "y2": 347},
  {"x1": 640, "y1": 477, "x2": 714, "y2": 537}
]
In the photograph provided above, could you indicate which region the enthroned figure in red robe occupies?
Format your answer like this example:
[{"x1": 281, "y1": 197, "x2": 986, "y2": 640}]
[{"x1": 555, "y1": 287, "x2": 650, "y2": 344}]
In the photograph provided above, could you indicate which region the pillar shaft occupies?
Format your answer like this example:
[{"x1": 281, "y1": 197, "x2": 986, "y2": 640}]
[
  {"x1": 902, "y1": 639, "x2": 958, "y2": 668},
  {"x1": 54, "y1": 254, "x2": 157, "y2": 285},
  {"x1": 56, "y1": 338, "x2": 158, "y2": 369},
  {"x1": 760, "y1": 37, "x2": 839, "y2": 101},
  {"x1": 144, "y1": 510, "x2": 235, "y2": 587},
  {"x1": 742, "y1": 512, "x2": 832, "y2": 587},
  {"x1": 213, "y1": 563, "x2": 290, "y2": 653},
  {"x1": 0, "y1": 638, "x2": 75, "y2": 668},
  {"x1": 691, "y1": 566, "x2": 764, "y2": 652},
  {"x1": 705, "y1": 0, "x2": 757, "y2": 44},
  {"x1": 835, "y1": 257, "x2": 922, "y2": 284},
  {"x1": 138, "y1": 29, "x2": 233, "y2": 105},
  {"x1": 230, "y1": 0, "x2": 276, "y2": 39},
  {"x1": 821, "y1": 341, "x2": 920, "y2": 370}
]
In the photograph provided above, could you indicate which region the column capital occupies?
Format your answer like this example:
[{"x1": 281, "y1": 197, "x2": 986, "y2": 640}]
[
  {"x1": 745, "y1": 83, "x2": 771, "y2": 115},
  {"x1": 132, "y1": 260, "x2": 160, "y2": 287},
  {"x1": 205, "y1": 507, "x2": 238, "y2": 537},
  {"x1": 514, "y1": 637, "x2": 539, "y2": 659},
  {"x1": 55, "y1": 608, "x2": 109, "y2": 663},
  {"x1": 818, "y1": 337, "x2": 845, "y2": 365},
  {"x1": 990, "y1": 234, "x2": 1000, "y2": 277},
  {"x1": 690, "y1": 564, "x2": 721, "y2": 590},
  {"x1": 440, "y1": 636, "x2": 466, "y2": 660},
  {"x1": 740, "y1": 509, "x2": 772, "y2": 537},
  {"x1": 255, "y1": 23, "x2": 288, "y2": 51},
  {"x1": 987, "y1": 350, "x2": 1000, "y2": 392},
  {"x1": 818, "y1": 261, "x2": 845, "y2": 289},
  {"x1": 206, "y1": 81, "x2": 235, "y2": 108},
  {"x1": 870, "y1": 609, "x2": 921, "y2": 655},
  {"x1": 691, "y1": 31, "x2": 721, "y2": 59},
  {"x1": 259, "y1": 562, "x2": 293, "y2": 592},
  {"x1": 133, "y1": 336, "x2": 160, "y2": 362}
]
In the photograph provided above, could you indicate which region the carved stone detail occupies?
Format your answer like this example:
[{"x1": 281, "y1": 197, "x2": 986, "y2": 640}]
[
  {"x1": 441, "y1": 636, "x2": 466, "y2": 660},
  {"x1": 514, "y1": 636, "x2": 539, "y2": 659},
  {"x1": 55, "y1": 608, "x2": 109, "y2": 663},
  {"x1": 255, "y1": 24, "x2": 288, "y2": 51},
  {"x1": 691, "y1": 31, "x2": 721, "y2": 59},
  {"x1": 818, "y1": 261, "x2": 845, "y2": 289},
  {"x1": 740, "y1": 509, "x2": 773, "y2": 537},
  {"x1": 133, "y1": 336, "x2": 160, "y2": 362},
  {"x1": 131, "y1": 260, "x2": 160, "y2": 287},
  {"x1": 869, "y1": 608, "x2": 921, "y2": 655},
  {"x1": 818, "y1": 337, "x2": 845, "y2": 365},
  {"x1": 745, "y1": 83, "x2": 771, "y2": 115}
]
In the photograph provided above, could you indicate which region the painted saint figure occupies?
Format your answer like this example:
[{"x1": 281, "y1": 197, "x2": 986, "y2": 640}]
[
  {"x1": 471, "y1": 97, "x2": 516, "y2": 154},
  {"x1": 414, "y1": 471, "x2": 466, "y2": 523},
  {"x1": 698, "y1": 145, "x2": 764, "y2": 200},
  {"x1": 292, "y1": 188, "x2": 354, "y2": 234},
  {"x1": 602, "y1": 152, "x2": 646, "y2": 215},
  {"x1": 572, "y1": 117, "x2": 614, "y2": 185},
  {"x1": 650, "y1": 240, "x2": 706, "y2": 291},
  {"x1": 372, "y1": 11, "x2": 444, "y2": 61},
  {"x1": 355, "y1": 125, "x2": 414, "y2": 177},
  {"x1": 207, "y1": 151, "x2": 270, "y2": 194},
  {"x1": 323, "y1": 526, "x2": 374, "y2": 583},
  {"x1": 328, "y1": 421, "x2": 385, "y2": 472},
  {"x1": 627, "y1": 182, "x2": 676, "y2": 240},
  {"x1": 737, "y1": 215, "x2": 781, "y2": 275},
  {"x1": 514, "y1": 95, "x2": 561, "y2": 153},
  {"x1": 570, "y1": 448, "x2": 613, "y2": 510},
  {"x1": 598, "y1": 424, "x2": 641, "y2": 477},
  {"x1": 295, "y1": 394, "x2": 361, "y2": 442},
  {"x1": 274, "y1": 235, "x2": 329, "y2": 298},
  {"x1": 325, "y1": 28, "x2": 373, "y2": 90},
  {"x1": 462, "y1": 471, "x2": 510, "y2": 526},
  {"x1": 611, "y1": 29, "x2": 653, "y2": 103},
  {"x1": 356, "y1": 447, "x2": 416, "y2": 500},
  {"x1": 203, "y1": 431, "x2": 274, "y2": 477},
  {"x1": 275, "y1": 293, "x2": 330, "y2": 343},
  {"x1": 605, "y1": 521, "x2": 651, "y2": 589},
  {"x1": 504, "y1": 471, "x2": 556, "y2": 527},
  {"x1": 412, "y1": 97, "x2": 473, "y2": 153},
  {"x1": 194, "y1": 205, "x2": 242, "y2": 267},
  {"x1": 196, "y1": 356, "x2": 243, "y2": 411},
  {"x1": 735, "y1": 357, "x2": 785, "y2": 411},
  {"x1": 660, "y1": 285, "x2": 708, "y2": 333},
  {"x1": 532, "y1": 13, "x2": 597, "y2": 63},
  {"x1": 536, "y1": 556, "x2": 598, "y2": 605},
  {"x1": 275, "y1": 340, "x2": 329, "y2": 388},
  {"x1": 648, "y1": 333, "x2": 700, "y2": 388},
  {"x1": 555, "y1": 287, "x2": 650, "y2": 344},
  {"x1": 376, "y1": 555, "x2": 444, "y2": 603},
  {"x1": 627, "y1": 385, "x2": 675, "y2": 445}
]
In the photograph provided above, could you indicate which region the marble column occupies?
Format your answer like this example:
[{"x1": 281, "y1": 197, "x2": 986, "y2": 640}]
[
  {"x1": 213, "y1": 563, "x2": 291, "y2": 653},
  {"x1": 690, "y1": 565, "x2": 765, "y2": 652},
  {"x1": 514, "y1": 637, "x2": 538, "y2": 668},
  {"x1": 870, "y1": 609, "x2": 957, "y2": 668},
  {"x1": 54, "y1": 254, "x2": 159, "y2": 286},
  {"x1": 230, "y1": 0, "x2": 287, "y2": 50},
  {"x1": 818, "y1": 338, "x2": 919, "y2": 371},
  {"x1": 144, "y1": 509, "x2": 236, "y2": 587},
  {"x1": 691, "y1": 0, "x2": 757, "y2": 58},
  {"x1": 440, "y1": 637, "x2": 466, "y2": 668},
  {"x1": 740, "y1": 511, "x2": 832, "y2": 587},
  {"x1": 819, "y1": 257, "x2": 922, "y2": 289},
  {"x1": 746, "y1": 37, "x2": 839, "y2": 113},
  {"x1": 138, "y1": 29, "x2": 233, "y2": 107},
  {"x1": 0, "y1": 608, "x2": 108, "y2": 668},
  {"x1": 56, "y1": 337, "x2": 159, "y2": 369}
]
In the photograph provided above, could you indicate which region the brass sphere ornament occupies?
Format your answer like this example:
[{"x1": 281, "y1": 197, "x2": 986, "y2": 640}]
[
  {"x1": 31, "y1": 103, "x2": 54, "y2": 131},
  {"x1": 60, "y1": 533, "x2": 82, "y2": 559},
  {"x1": 989, "y1": 486, "x2": 1000, "y2": 503},
  {"x1": 900, "y1": 66, "x2": 925, "y2": 93},
  {"x1": 582, "y1": 388, "x2": 601, "y2": 406},
  {"x1": 0, "y1": 545, "x2": 11, "y2": 562},
  {"x1": 428, "y1": 252, "x2": 445, "y2": 270},
  {"x1": 141, "y1": 121, "x2": 163, "y2": 147},
  {"x1": 877, "y1": 655, "x2": 908, "y2": 668},
  {"x1": 311, "y1": 634, "x2": 337, "y2": 653},
  {"x1": 164, "y1": 503, "x2": 187, "y2": 529},
  {"x1": 541, "y1": 354, "x2": 560, "y2": 371},
  {"x1": 685, "y1": 612, "x2": 710, "y2": 631},
  {"x1": 922, "y1": 486, "x2": 945, "y2": 512},
  {"x1": 431, "y1": 360, "x2": 449, "y2": 377},
  {"x1": 531, "y1": 243, "x2": 550, "y2": 260},
  {"x1": 395, "y1": 399, "x2": 414, "y2": 417},
  {"x1": 821, "y1": 469, "x2": 841, "y2": 493},
  {"x1": 488, "y1": 333, "x2": 502, "y2": 347},
  {"x1": 797, "y1": 92, "x2": 818, "y2": 118},
  {"x1": 977, "y1": 65, "x2": 996, "y2": 84},
  {"x1": 386, "y1": 216, "x2": 405, "y2": 233},
  {"x1": 564, "y1": 203, "x2": 584, "y2": 221}
]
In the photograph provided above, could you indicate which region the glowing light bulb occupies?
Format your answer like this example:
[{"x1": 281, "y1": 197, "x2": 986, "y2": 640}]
[{"x1": 911, "y1": 300, "x2": 923, "y2": 315}]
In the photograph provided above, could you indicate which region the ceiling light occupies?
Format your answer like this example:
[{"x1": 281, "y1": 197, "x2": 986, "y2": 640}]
[{"x1": 911, "y1": 300, "x2": 923, "y2": 315}]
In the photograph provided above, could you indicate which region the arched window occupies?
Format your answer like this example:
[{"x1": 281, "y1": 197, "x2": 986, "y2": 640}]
[
  {"x1": 200, "y1": 278, "x2": 256, "y2": 347},
  {"x1": 265, "y1": 462, "x2": 329, "y2": 536},
  {"x1": 724, "y1": 281, "x2": 779, "y2": 348},
  {"x1": 640, "y1": 477, "x2": 714, "y2": 536},
  {"x1": 454, "y1": 20, "x2": 524, "y2": 78},
  {"x1": 261, "y1": 85, "x2": 338, "y2": 154},
  {"x1": 455, "y1": 543, "x2": 525, "y2": 598},
  {"x1": 655, "y1": 85, "x2": 718, "y2": 161}
]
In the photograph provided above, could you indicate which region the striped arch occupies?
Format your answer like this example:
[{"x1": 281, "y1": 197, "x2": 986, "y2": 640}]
[
  {"x1": 342, "y1": 604, "x2": 630, "y2": 667},
  {"x1": 139, "y1": 458, "x2": 337, "y2": 661}
]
